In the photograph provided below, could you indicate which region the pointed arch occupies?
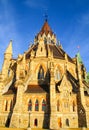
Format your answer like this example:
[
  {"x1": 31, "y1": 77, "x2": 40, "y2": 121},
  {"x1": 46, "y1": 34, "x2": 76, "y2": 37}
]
[
  {"x1": 35, "y1": 63, "x2": 46, "y2": 73},
  {"x1": 35, "y1": 99, "x2": 39, "y2": 111},
  {"x1": 28, "y1": 99, "x2": 32, "y2": 111},
  {"x1": 42, "y1": 99, "x2": 46, "y2": 111}
]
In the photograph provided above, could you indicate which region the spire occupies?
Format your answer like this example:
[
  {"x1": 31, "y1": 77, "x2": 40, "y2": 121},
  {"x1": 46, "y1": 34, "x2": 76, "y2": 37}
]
[
  {"x1": 76, "y1": 52, "x2": 83, "y2": 64},
  {"x1": 38, "y1": 20, "x2": 53, "y2": 36},
  {"x1": 5, "y1": 40, "x2": 13, "y2": 54}
]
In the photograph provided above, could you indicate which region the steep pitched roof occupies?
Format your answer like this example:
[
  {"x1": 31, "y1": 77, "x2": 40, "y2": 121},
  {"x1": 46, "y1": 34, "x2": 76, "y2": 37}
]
[
  {"x1": 25, "y1": 84, "x2": 49, "y2": 93},
  {"x1": 37, "y1": 20, "x2": 53, "y2": 36},
  {"x1": 56, "y1": 70, "x2": 79, "y2": 93}
]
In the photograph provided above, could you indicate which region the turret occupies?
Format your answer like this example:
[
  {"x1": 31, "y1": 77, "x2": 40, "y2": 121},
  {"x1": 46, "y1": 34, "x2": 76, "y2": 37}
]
[{"x1": 1, "y1": 40, "x2": 13, "y2": 78}]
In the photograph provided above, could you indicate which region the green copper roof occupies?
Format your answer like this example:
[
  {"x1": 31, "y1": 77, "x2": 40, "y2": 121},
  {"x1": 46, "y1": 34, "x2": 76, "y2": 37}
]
[
  {"x1": 85, "y1": 72, "x2": 89, "y2": 83},
  {"x1": 76, "y1": 52, "x2": 83, "y2": 64}
]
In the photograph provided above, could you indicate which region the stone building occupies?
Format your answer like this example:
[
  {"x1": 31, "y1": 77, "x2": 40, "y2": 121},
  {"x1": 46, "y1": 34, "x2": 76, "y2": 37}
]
[{"x1": 0, "y1": 20, "x2": 89, "y2": 129}]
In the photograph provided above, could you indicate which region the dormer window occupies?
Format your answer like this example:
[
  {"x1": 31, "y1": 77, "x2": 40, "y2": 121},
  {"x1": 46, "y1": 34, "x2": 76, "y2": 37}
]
[{"x1": 38, "y1": 66, "x2": 44, "y2": 80}]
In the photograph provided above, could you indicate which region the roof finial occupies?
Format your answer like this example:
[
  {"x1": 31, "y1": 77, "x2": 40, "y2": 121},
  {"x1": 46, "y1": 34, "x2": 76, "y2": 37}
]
[{"x1": 44, "y1": 9, "x2": 48, "y2": 22}]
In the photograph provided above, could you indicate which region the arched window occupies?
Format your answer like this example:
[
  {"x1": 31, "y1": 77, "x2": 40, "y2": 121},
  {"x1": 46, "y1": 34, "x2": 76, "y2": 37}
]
[
  {"x1": 55, "y1": 68, "x2": 60, "y2": 80},
  {"x1": 38, "y1": 66, "x2": 44, "y2": 80},
  {"x1": 34, "y1": 119, "x2": 38, "y2": 126},
  {"x1": 66, "y1": 119, "x2": 69, "y2": 126},
  {"x1": 10, "y1": 100, "x2": 13, "y2": 111},
  {"x1": 28, "y1": 100, "x2": 32, "y2": 111},
  {"x1": 42, "y1": 99, "x2": 46, "y2": 111},
  {"x1": 5, "y1": 101, "x2": 8, "y2": 111},
  {"x1": 35, "y1": 99, "x2": 39, "y2": 111},
  {"x1": 57, "y1": 100, "x2": 59, "y2": 111}
]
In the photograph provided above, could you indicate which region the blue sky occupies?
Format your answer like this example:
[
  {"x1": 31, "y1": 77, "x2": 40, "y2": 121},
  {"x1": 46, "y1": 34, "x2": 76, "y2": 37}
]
[{"x1": 0, "y1": 0, "x2": 89, "y2": 72}]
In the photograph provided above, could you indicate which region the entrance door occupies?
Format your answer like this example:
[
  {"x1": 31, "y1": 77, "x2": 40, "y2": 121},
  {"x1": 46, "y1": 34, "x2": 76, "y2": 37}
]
[
  {"x1": 34, "y1": 119, "x2": 38, "y2": 126},
  {"x1": 58, "y1": 118, "x2": 62, "y2": 127}
]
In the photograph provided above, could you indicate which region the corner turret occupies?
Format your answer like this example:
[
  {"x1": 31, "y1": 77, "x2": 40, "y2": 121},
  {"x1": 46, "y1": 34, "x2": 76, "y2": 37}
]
[{"x1": 1, "y1": 40, "x2": 13, "y2": 78}]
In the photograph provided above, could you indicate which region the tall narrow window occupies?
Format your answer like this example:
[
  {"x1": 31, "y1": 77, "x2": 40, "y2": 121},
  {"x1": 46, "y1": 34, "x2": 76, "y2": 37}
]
[
  {"x1": 55, "y1": 68, "x2": 60, "y2": 80},
  {"x1": 66, "y1": 119, "x2": 69, "y2": 126},
  {"x1": 28, "y1": 100, "x2": 32, "y2": 111},
  {"x1": 57, "y1": 100, "x2": 59, "y2": 111},
  {"x1": 38, "y1": 66, "x2": 44, "y2": 80},
  {"x1": 35, "y1": 99, "x2": 39, "y2": 111},
  {"x1": 73, "y1": 101, "x2": 76, "y2": 112},
  {"x1": 5, "y1": 101, "x2": 8, "y2": 111},
  {"x1": 10, "y1": 100, "x2": 13, "y2": 111},
  {"x1": 42, "y1": 99, "x2": 46, "y2": 111}
]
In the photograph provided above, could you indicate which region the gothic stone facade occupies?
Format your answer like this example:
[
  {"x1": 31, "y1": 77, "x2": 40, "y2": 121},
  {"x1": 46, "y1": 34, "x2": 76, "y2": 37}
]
[{"x1": 0, "y1": 20, "x2": 89, "y2": 129}]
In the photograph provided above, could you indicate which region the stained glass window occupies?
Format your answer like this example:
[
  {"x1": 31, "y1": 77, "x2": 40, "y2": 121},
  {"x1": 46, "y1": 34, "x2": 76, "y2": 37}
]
[
  {"x1": 35, "y1": 99, "x2": 39, "y2": 111},
  {"x1": 42, "y1": 99, "x2": 46, "y2": 111},
  {"x1": 28, "y1": 100, "x2": 32, "y2": 111}
]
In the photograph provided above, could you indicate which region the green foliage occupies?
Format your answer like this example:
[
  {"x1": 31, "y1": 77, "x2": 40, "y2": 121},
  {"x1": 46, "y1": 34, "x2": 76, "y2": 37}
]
[{"x1": 76, "y1": 52, "x2": 83, "y2": 64}]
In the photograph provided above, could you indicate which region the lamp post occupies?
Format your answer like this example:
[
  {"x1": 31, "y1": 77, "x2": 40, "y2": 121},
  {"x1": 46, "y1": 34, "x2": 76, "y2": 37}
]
[{"x1": 27, "y1": 112, "x2": 31, "y2": 130}]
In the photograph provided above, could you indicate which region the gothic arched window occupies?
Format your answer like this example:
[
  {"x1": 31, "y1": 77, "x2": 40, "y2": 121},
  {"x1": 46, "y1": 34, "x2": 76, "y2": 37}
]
[
  {"x1": 55, "y1": 68, "x2": 60, "y2": 80},
  {"x1": 35, "y1": 99, "x2": 39, "y2": 111},
  {"x1": 28, "y1": 100, "x2": 32, "y2": 111},
  {"x1": 38, "y1": 66, "x2": 44, "y2": 80},
  {"x1": 42, "y1": 99, "x2": 46, "y2": 111}
]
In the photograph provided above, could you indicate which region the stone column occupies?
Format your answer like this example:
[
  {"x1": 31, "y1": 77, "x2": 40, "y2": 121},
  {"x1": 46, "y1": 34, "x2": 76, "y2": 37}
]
[{"x1": 50, "y1": 61, "x2": 57, "y2": 129}]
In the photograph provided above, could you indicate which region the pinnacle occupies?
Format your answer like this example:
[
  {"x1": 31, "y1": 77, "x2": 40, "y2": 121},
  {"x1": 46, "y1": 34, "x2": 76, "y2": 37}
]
[{"x1": 5, "y1": 40, "x2": 13, "y2": 54}]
